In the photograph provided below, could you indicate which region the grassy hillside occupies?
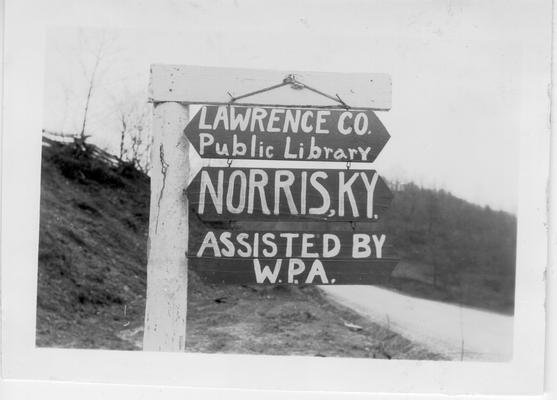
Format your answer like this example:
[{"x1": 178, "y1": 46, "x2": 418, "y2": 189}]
[
  {"x1": 36, "y1": 139, "x2": 441, "y2": 359},
  {"x1": 37, "y1": 139, "x2": 150, "y2": 349}
]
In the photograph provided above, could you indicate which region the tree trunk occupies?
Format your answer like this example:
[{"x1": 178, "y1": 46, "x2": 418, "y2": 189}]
[{"x1": 119, "y1": 117, "x2": 126, "y2": 161}]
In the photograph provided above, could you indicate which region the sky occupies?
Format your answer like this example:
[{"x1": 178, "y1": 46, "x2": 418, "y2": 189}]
[{"x1": 41, "y1": 0, "x2": 550, "y2": 213}]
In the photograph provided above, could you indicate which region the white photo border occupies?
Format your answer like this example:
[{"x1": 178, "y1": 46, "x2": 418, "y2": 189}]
[{"x1": 1, "y1": 0, "x2": 551, "y2": 395}]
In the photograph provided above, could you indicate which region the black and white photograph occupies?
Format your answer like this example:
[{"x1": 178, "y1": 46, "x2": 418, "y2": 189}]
[
  {"x1": 1, "y1": 0, "x2": 553, "y2": 398},
  {"x1": 37, "y1": 27, "x2": 519, "y2": 361}
]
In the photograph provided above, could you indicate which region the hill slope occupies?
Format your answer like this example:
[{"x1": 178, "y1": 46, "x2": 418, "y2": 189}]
[
  {"x1": 36, "y1": 139, "x2": 441, "y2": 359},
  {"x1": 378, "y1": 182, "x2": 516, "y2": 314}
]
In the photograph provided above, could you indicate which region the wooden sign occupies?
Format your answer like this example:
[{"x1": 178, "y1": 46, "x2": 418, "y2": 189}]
[
  {"x1": 184, "y1": 105, "x2": 391, "y2": 162},
  {"x1": 144, "y1": 64, "x2": 394, "y2": 350},
  {"x1": 188, "y1": 229, "x2": 399, "y2": 285},
  {"x1": 186, "y1": 167, "x2": 393, "y2": 222}
]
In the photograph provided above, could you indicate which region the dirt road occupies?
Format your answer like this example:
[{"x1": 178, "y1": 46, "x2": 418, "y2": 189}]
[{"x1": 321, "y1": 285, "x2": 513, "y2": 361}]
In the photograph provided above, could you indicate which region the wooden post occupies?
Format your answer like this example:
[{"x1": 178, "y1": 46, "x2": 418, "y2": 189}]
[{"x1": 143, "y1": 101, "x2": 190, "y2": 351}]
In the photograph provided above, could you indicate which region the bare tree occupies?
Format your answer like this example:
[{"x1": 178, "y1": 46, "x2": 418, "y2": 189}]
[
  {"x1": 119, "y1": 112, "x2": 127, "y2": 160},
  {"x1": 115, "y1": 97, "x2": 152, "y2": 173},
  {"x1": 76, "y1": 30, "x2": 118, "y2": 140}
]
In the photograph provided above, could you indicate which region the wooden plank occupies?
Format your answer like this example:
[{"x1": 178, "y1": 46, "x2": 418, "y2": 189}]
[
  {"x1": 149, "y1": 64, "x2": 391, "y2": 110},
  {"x1": 185, "y1": 105, "x2": 390, "y2": 162},
  {"x1": 189, "y1": 258, "x2": 399, "y2": 285},
  {"x1": 189, "y1": 229, "x2": 397, "y2": 260},
  {"x1": 186, "y1": 167, "x2": 393, "y2": 222}
]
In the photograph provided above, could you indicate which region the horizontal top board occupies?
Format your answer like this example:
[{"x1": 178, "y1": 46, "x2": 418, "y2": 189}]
[{"x1": 149, "y1": 65, "x2": 391, "y2": 110}]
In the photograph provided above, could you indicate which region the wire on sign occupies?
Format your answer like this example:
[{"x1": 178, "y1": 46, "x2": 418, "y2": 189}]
[{"x1": 227, "y1": 74, "x2": 352, "y2": 109}]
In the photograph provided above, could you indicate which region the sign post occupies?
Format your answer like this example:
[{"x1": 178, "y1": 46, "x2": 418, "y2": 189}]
[
  {"x1": 144, "y1": 65, "x2": 393, "y2": 351},
  {"x1": 143, "y1": 102, "x2": 191, "y2": 351}
]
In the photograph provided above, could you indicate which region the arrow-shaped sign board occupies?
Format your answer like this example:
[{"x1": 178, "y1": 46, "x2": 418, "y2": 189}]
[
  {"x1": 186, "y1": 167, "x2": 393, "y2": 222},
  {"x1": 184, "y1": 105, "x2": 390, "y2": 162}
]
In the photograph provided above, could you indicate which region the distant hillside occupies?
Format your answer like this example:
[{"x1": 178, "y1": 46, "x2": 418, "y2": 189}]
[{"x1": 378, "y1": 182, "x2": 516, "y2": 314}]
